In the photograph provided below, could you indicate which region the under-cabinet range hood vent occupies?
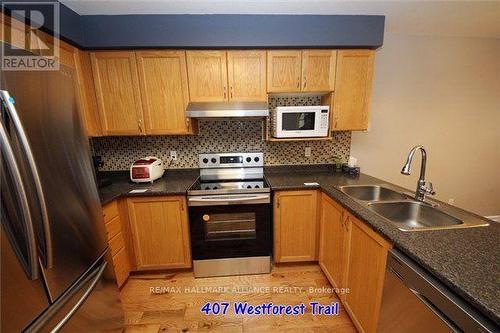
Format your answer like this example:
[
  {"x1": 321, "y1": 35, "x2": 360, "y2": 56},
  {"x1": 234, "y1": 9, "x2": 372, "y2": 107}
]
[{"x1": 186, "y1": 102, "x2": 269, "y2": 119}]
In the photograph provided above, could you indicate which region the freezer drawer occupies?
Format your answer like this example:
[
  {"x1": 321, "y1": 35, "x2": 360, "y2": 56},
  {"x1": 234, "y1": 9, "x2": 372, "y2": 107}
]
[{"x1": 25, "y1": 257, "x2": 124, "y2": 332}]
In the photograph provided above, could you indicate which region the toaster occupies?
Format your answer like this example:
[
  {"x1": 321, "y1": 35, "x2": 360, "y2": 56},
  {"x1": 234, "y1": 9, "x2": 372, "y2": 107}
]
[{"x1": 130, "y1": 156, "x2": 165, "y2": 183}]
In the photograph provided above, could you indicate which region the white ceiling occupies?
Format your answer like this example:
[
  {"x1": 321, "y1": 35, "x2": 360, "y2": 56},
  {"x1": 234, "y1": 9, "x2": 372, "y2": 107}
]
[{"x1": 61, "y1": 0, "x2": 500, "y2": 38}]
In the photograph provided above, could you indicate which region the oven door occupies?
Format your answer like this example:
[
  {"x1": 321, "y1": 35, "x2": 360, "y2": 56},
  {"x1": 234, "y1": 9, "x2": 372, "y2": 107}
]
[{"x1": 188, "y1": 194, "x2": 271, "y2": 260}]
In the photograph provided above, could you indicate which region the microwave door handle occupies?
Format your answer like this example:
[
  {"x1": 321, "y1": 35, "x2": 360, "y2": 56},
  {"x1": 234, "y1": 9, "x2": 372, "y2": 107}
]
[
  {"x1": 188, "y1": 195, "x2": 269, "y2": 203},
  {"x1": 0, "y1": 90, "x2": 52, "y2": 269},
  {"x1": 0, "y1": 120, "x2": 39, "y2": 280}
]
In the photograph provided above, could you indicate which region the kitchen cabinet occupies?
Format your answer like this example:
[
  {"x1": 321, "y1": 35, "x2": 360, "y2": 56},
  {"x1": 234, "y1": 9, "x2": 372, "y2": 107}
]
[
  {"x1": 102, "y1": 200, "x2": 131, "y2": 287},
  {"x1": 127, "y1": 196, "x2": 191, "y2": 270},
  {"x1": 136, "y1": 50, "x2": 196, "y2": 135},
  {"x1": 267, "y1": 50, "x2": 336, "y2": 93},
  {"x1": 227, "y1": 50, "x2": 267, "y2": 102},
  {"x1": 90, "y1": 51, "x2": 145, "y2": 136},
  {"x1": 318, "y1": 193, "x2": 350, "y2": 296},
  {"x1": 267, "y1": 50, "x2": 302, "y2": 93},
  {"x1": 330, "y1": 50, "x2": 375, "y2": 131},
  {"x1": 273, "y1": 190, "x2": 319, "y2": 262},
  {"x1": 301, "y1": 50, "x2": 337, "y2": 92},
  {"x1": 186, "y1": 50, "x2": 228, "y2": 102},
  {"x1": 343, "y1": 212, "x2": 391, "y2": 333}
]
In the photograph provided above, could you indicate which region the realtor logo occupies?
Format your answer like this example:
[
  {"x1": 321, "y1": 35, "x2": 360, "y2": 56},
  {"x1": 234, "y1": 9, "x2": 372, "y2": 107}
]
[{"x1": 1, "y1": 2, "x2": 60, "y2": 70}]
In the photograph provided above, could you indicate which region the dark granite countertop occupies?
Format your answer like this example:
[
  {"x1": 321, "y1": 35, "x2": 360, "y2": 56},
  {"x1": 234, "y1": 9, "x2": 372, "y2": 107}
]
[
  {"x1": 98, "y1": 169, "x2": 199, "y2": 205},
  {"x1": 97, "y1": 165, "x2": 499, "y2": 325},
  {"x1": 264, "y1": 165, "x2": 500, "y2": 326}
]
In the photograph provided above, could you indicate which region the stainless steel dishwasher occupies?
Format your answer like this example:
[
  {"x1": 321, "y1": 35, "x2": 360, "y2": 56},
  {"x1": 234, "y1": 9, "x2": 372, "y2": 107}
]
[{"x1": 377, "y1": 249, "x2": 497, "y2": 333}]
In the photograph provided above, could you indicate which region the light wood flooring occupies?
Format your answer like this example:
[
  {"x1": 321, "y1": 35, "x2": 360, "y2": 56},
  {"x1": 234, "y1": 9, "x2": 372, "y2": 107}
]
[{"x1": 120, "y1": 263, "x2": 356, "y2": 332}]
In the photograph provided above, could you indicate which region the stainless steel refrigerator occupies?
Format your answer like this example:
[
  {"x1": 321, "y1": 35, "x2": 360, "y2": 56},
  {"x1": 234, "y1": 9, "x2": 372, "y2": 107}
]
[{"x1": 1, "y1": 44, "x2": 124, "y2": 332}]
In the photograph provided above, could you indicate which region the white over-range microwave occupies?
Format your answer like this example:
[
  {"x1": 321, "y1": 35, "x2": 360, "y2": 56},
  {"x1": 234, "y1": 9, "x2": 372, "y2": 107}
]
[{"x1": 271, "y1": 106, "x2": 330, "y2": 138}]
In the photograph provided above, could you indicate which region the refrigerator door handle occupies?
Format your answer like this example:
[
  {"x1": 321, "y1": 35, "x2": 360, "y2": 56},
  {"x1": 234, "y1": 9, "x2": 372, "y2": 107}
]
[
  {"x1": 0, "y1": 120, "x2": 39, "y2": 280},
  {"x1": 0, "y1": 90, "x2": 53, "y2": 268},
  {"x1": 49, "y1": 261, "x2": 107, "y2": 333}
]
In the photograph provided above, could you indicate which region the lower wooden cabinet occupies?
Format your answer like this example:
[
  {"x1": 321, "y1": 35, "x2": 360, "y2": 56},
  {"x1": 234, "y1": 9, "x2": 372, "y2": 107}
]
[
  {"x1": 344, "y1": 213, "x2": 391, "y2": 333},
  {"x1": 273, "y1": 190, "x2": 319, "y2": 263},
  {"x1": 318, "y1": 193, "x2": 350, "y2": 295},
  {"x1": 127, "y1": 196, "x2": 192, "y2": 270}
]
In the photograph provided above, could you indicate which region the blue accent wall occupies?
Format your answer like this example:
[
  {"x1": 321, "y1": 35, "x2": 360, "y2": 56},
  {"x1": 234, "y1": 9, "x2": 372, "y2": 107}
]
[
  {"x1": 81, "y1": 14, "x2": 384, "y2": 49},
  {"x1": 2, "y1": 1, "x2": 385, "y2": 49}
]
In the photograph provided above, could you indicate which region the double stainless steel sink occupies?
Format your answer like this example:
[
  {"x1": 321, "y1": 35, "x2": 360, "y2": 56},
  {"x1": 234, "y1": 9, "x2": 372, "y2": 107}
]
[{"x1": 338, "y1": 185, "x2": 489, "y2": 232}]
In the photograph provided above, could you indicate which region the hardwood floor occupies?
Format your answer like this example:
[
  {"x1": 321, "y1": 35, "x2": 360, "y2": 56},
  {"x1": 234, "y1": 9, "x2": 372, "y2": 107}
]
[{"x1": 120, "y1": 263, "x2": 356, "y2": 332}]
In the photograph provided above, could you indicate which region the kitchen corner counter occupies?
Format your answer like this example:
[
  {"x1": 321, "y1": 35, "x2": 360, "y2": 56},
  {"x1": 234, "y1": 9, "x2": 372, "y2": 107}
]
[
  {"x1": 98, "y1": 169, "x2": 199, "y2": 205},
  {"x1": 265, "y1": 165, "x2": 500, "y2": 326}
]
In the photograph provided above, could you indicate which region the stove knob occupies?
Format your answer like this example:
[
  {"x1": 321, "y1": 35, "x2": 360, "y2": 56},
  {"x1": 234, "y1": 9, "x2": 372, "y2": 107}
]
[
  {"x1": 211, "y1": 158, "x2": 217, "y2": 163},
  {"x1": 213, "y1": 186, "x2": 218, "y2": 189},
  {"x1": 247, "y1": 185, "x2": 252, "y2": 189},
  {"x1": 246, "y1": 157, "x2": 252, "y2": 163},
  {"x1": 203, "y1": 158, "x2": 209, "y2": 164},
  {"x1": 254, "y1": 157, "x2": 260, "y2": 162},
  {"x1": 255, "y1": 185, "x2": 260, "y2": 188}
]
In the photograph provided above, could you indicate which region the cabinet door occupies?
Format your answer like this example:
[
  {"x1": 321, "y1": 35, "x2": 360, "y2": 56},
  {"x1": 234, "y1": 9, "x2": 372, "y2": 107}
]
[
  {"x1": 136, "y1": 51, "x2": 195, "y2": 135},
  {"x1": 91, "y1": 51, "x2": 144, "y2": 135},
  {"x1": 127, "y1": 196, "x2": 191, "y2": 270},
  {"x1": 302, "y1": 50, "x2": 337, "y2": 92},
  {"x1": 227, "y1": 51, "x2": 267, "y2": 102},
  {"x1": 266, "y1": 50, "x2": 302, "y2": 93},
  {"x1": 344, "y1": 213, "x2": 391, "y2": 333},
  {"x1": 186, "y1": 51, "x2": 228, "y2": 102},
  {"x1": 318, "y1": 194, "x2": 350, "y2": 295},
  {"x1": 274, "y1": 190, "x2": 319, "y2": 262},
  {"x1": 332, "y1": 50, "x2": 374, "y2": 131}
]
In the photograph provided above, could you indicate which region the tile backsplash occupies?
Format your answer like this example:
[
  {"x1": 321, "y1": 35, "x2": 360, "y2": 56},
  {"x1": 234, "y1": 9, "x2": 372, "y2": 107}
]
[{"x1": 91, "y1": 96, "x2": 351, "y2": 171}]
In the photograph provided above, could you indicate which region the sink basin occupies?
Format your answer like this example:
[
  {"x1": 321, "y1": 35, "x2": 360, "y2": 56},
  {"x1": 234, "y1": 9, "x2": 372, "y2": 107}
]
[
  {"x1": 339, "y1": 185, "x2": 408, "y2": 202},
  {"x1": 369, "y1": 201, "x2": 463, "y2": 231}
]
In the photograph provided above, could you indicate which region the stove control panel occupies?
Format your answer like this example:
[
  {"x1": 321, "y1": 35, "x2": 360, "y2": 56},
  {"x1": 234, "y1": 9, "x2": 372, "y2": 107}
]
[{"x1": 199, "y1": 153, "x2": 264, "y2": 168}]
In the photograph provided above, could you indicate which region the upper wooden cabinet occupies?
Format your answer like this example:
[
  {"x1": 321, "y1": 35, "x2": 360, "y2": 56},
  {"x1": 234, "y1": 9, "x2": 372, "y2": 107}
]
[
  {"x1": 318, "y1": 193, "x2": 350, "y2": 296},
  {"x1": 136, "y1": 51, "x2": 196, "y2": 135},
  {"x1": 273, "y1": 190, "x2": 319, "y2": 262},
  {"x1": 330, "y1": 50, "x2": 375, "y2": 131},
  {"x1": 267, "y1": 50, "x2": 302, "y2": 93},
  {"x1": 227, "y1": 51, "x2": 267, "y2": 101},
  {"x1": 267, "y1": 50, "x2": 336, "y2": 93},
  {"x1": 186, "y1": 51, "x2": 228, "y2": 102},
  {"x1": 127, "y1": 196, "x2": 191, "y2": 270},
  {"x1": 344, "y1": 213, "x2": 391, "y2": 333},
  {"x1": 91, "y1": 51, "x2": 145, "y2": 136},
  {"x1": 302, "y1": 50, "x2": 337, "y2": 92}
]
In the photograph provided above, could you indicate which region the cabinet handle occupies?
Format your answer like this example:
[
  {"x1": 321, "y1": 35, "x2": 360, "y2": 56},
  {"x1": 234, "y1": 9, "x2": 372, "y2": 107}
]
[
  {"x1": 223, "y1": 86, "x2": 227, "y2": 100},
  {"x1": 303, "y1": 78, "x2": 307, "y2": 89},
  {"x1": 230, "y1": 86, "x2": 233, "y2": 99},
  {"x1": 297, "y1": 77, "x2": 300, "y2": 89},
  {"x1": 276, "y1": 198, "x2": 280, "y2": 208},
  {"x1": 138, "y1": 119, "x2": 143, "y2": 133}
]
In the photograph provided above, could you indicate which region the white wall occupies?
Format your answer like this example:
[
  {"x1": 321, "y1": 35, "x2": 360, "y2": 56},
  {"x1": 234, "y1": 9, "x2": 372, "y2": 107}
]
[{"x1": 350, "y1": 33, "x2": 500, "y2": 216}]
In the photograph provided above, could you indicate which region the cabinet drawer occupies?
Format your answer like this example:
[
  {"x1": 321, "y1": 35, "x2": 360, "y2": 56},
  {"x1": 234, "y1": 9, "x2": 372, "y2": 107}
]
[
  {"x1": 112, "y1": 247, "x2": 130, "y2": 287},
  {"x1": 108, "y1": 231, "x2": 125, "y2": 257},
  {"x1": 105, "y1": 215, "x2": 121, "y2": 240},
  {"x1": 102, "y1": 201, "x2": 119, "y2": 223}
]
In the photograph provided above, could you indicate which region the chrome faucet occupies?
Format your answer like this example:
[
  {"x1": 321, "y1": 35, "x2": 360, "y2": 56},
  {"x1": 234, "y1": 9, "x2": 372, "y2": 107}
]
[{"x1": 401, "y1": 145, "x2": 436, "y2": 201}]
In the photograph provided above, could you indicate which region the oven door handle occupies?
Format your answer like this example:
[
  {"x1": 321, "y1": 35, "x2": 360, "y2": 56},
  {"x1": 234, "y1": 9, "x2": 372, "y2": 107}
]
[{"x1": 188, "y1": 195, "x2": 269, "y2": 204}]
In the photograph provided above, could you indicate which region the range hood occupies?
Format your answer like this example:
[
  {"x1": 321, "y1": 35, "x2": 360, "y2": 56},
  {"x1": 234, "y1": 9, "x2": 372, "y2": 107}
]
[{"x1": 186, "y1": 102, "x2": 269, "y2": 119}]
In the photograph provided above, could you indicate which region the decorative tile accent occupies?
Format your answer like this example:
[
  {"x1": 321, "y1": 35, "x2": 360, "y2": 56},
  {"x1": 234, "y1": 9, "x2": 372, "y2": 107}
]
[{"x1": 91, "y1": 96, "x2": 351, "y2": 171}]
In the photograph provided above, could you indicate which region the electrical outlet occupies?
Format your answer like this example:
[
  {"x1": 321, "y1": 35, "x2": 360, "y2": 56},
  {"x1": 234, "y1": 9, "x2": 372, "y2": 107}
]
[
  {"x1": 305, "y1": 147, "x2": 312, "y2": 157},
  {"x1": 170, "y1": 151, "x2": 177, "y2": 161},
  {"x1": 448, "y1": 198, "x2": 455, "y2": 205}
]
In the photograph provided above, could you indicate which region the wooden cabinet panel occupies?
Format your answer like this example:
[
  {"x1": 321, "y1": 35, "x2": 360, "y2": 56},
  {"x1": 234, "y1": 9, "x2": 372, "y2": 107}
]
[
  {"x1": 302, "y1": 50, "x2": 337, "y2": 92},
  {"x1": 113, "y1": 247, "x2": 130, "y2": 287},
  {"x1": 344, "y1": 213, "x2": 391, "y2": 333},
  {"x1": 274, "y1": 190, "x2": 319, "y2": 262},
  {"x1": 331, "y1": 50, "x2": 374, "y2": 131},
  {"x1": 227, "y1": 51, "x2": 267, "y2": 102},
  {"x1": 136, "y1": 50, "x2": 196, "y2": 135},
  {"x1": 267, "y1": 50, "x2": 302, "y2": 93},
  {"x1": 91, "y1": 51, "x2": 144, "y2": 135},
  {"x1": 186, "y1": 51, "x2": 228, "y2": 102},
  {"x1": 104, "y1": 216, "x2": 121, "y2": 240},
  {"x1": 103, "y1": 200, "x2": 119, "y2": 223},
  {"x1": 318, "y1": 193, "x2": 350, "y2": 296},
  {"x1": 109, "y1": 231, "x2": 126, "y2": 257},
  {"x1": 127, "y1": 196, "x2": 191, "y2": 270}
]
